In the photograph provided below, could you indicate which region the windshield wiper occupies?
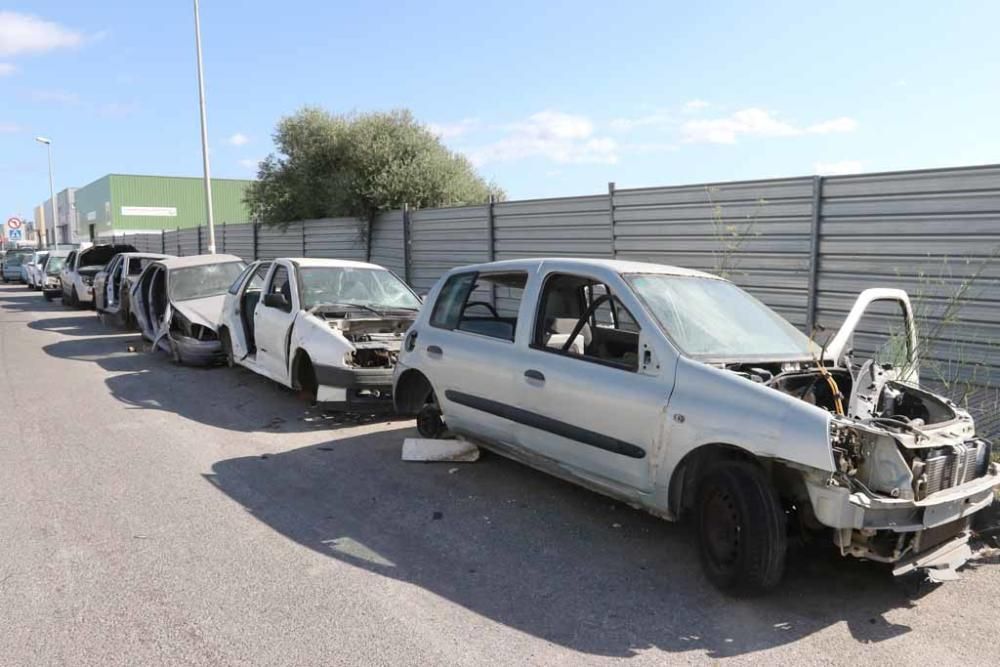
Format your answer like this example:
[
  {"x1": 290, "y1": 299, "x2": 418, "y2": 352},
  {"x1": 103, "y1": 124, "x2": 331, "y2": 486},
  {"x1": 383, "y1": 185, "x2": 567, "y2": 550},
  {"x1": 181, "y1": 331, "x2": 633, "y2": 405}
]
[{"x1": 311, "y1": 302, "x2": 384, "y2": 316}]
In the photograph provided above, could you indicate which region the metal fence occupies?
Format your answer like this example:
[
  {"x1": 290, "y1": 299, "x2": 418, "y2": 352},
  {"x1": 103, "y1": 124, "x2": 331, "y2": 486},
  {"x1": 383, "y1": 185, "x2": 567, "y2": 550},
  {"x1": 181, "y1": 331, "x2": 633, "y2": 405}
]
[{"x1": 109, "y1": 163, "x2": 1000, "y2": 435}]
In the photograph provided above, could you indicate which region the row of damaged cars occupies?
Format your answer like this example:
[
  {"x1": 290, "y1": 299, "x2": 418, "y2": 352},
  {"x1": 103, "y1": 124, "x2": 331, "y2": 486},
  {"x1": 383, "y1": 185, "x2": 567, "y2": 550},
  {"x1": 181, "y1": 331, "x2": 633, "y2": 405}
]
[{"x1": 39, "y1": 246, "x2": 1000, "y2": 595}]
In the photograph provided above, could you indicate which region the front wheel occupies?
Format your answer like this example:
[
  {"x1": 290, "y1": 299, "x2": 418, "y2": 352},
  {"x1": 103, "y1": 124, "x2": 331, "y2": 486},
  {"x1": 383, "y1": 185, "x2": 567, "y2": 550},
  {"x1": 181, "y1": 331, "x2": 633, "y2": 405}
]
[
  {"x1": 221, "y1": 329, "x2": 235, "y2": 368},
  {"x1": 416, "y1": 395, "x2": 447, "y2": 439},
  {"x1": 696, "y1": 461, "x2": 787, "y2": 596}
]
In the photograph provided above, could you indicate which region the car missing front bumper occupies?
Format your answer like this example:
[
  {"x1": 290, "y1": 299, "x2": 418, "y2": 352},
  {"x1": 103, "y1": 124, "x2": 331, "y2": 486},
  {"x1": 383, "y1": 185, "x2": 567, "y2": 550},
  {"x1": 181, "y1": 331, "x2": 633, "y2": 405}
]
[{"x1": 313, "y1": 364, "x2": 394, "y2": 412}]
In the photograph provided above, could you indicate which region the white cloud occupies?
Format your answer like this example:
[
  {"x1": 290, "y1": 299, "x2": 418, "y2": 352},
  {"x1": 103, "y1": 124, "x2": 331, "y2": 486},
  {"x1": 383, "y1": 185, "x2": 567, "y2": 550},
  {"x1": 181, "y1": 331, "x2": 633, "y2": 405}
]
[
  {"x1": 227, "y1": 132, "x2": 249, "y2": 146},
  {"x1": 239, "y1": 158, "x2": 260, "y2": 170},
  {"x1": 27, "y1": 89, "x2": 79, "y2": 104},
  {"x1": 683, "y1": 99, "x2": 709, "y2": 112},
  {"x1": 814, "y1": 160, "x2": 864, "y2": 175},
  {"x1": 468, "y1": 111, "x2": 619, "y2": 165},
  {"x1": 609, "y1": 109, "x2": 672, "y2": 132},
  {"x1": 0, "y1": 11, "x2": 84, "y2": 57},
  {"x1": 427, "y1": 118, "x2": 480, "y2": 140},
  {"x1": 0, "y1": 62, "x2": 14, "y2": 76},
  {"x1": 682, "y1": 108, "x2": 858, "y2": 144}
]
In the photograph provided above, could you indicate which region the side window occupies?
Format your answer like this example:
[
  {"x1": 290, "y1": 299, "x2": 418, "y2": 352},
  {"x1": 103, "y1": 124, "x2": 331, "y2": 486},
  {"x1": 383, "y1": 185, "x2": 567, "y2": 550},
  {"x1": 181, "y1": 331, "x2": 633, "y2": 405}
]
[
  {"x1": 249, "y1": 262, "x2": 271, "y2": 290},
  {"x1": 65, "y1": 251, "x2": 76, "y2": 269},
  {"x1": 266, "y1": 265, "x2": 292, "y2": 309},
  {"x1": 429, "y1": 271, "x2": 527, "y2": 341},
  {"x1": 430, "y1": 273, "x2": 476, "y2": 329},
  {"x1": 533, "y1": 273, "x2": 641, "y2": 371},
  {"x1": 228, "y1": 262, "x2": 255, "y2": 295}
]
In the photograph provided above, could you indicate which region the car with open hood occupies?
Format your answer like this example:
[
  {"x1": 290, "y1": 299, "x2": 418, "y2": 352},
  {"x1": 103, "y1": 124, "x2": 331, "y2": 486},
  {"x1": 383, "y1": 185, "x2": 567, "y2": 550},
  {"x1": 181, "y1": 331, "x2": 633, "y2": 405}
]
[
  {"x1": 59, "y1": 243, "x2": 136, "y2": 307},
  {"x1": 131, "y1": 254, "x2": 246, "y2": 365},
  {"x1": 392, "y1": 258, "x2": 999, "y2": 594},
  {"x1": 94, "y1": 251, "x2": 171, "y2": 326},
  {"x1": 218, "y1": 258, "x2": 421, "y2": 411}
]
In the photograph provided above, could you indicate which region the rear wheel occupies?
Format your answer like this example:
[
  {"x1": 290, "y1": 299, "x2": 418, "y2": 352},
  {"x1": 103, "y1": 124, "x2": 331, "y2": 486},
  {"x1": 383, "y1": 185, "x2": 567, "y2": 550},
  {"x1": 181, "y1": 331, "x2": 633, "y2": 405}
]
[
  {"x1": 416, "y1": 393, "x2": 446, "y2": 439},
  {"x1": 696, "y1": 461, "x2": 787, "y2": 596}
]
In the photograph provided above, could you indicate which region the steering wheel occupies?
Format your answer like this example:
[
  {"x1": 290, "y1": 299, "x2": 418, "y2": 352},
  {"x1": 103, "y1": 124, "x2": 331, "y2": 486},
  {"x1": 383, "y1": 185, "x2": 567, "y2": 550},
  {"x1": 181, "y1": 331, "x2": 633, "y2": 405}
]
[
  {"x1": 560, "y1": 293, "x2": 614, "y2": 353},
  {"x1": 462, "y1": 300, "x2": 500, "y2": 318}
]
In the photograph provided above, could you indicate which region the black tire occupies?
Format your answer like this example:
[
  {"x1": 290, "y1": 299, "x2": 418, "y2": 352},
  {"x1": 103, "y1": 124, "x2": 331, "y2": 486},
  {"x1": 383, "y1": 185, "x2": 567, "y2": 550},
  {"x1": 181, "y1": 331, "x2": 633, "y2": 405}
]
[
  {"x1": 696, "y1": 461, "x2": 787, "y2": 596},
  {"x1": 169, "y1": 339, "x2": 183, "y2": 365},
  {"x1": 221, "y1": 329, "x2": 235, "y2": 368},
  {"x1": 295, "y1": 354, "x2": 318, "y2": 402},
  {"x1": 44, "y1": 293, "x2": 54, "y2": 302},
  {"x1": 69, "y1": 287, "x2": 80, "y2": 308},
  {"x1": 416, "y1": 399, "x2": 446, "y2": 439}
]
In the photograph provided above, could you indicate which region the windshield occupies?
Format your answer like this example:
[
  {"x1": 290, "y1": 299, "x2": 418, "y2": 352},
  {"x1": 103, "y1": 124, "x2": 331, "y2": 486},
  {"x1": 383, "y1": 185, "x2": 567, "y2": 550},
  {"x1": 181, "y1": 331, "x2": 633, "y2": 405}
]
[
  {"x1": 299, "y1": 267, "x2": 420, "y2": 311},
  {"x1": 626, "y1": 274, "x2": 819, "y2": 360},
  {"x1": 5, "y1": 254, "x2": 25, "y2": 266},
  {"x1": 45, "y1": 257, "x2": 66, "y2": 274},
  {"x1": 169, "y1": 262, "x2": 246, "y2": 300}
]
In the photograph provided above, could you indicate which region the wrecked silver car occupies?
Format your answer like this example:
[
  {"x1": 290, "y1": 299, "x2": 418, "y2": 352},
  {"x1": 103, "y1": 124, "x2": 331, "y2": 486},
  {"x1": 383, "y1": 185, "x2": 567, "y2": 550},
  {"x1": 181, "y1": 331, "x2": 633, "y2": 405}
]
[
  {"x1": 393, "y1": 258, "x2": 999, "y2": 594},
  {"x1": 131, "y1": 254, "x2": 246, "y2": 365},
  {"x1": 218, "y1": 258, "x2": 420, "y2": 411}
]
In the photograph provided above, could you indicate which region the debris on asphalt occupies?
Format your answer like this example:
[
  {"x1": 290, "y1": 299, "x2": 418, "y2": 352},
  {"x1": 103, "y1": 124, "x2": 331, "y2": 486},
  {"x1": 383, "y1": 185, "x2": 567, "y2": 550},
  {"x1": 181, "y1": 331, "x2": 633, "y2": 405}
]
[
  {"x1": 448, "y1": 467, "x2": 459, "y2": 474},
  {"x1": 432, "y1": 511, "x2": 443, "y2": 520},
  {"x1": 401, "y1": 437, "x2": 479, "y2": 462}
]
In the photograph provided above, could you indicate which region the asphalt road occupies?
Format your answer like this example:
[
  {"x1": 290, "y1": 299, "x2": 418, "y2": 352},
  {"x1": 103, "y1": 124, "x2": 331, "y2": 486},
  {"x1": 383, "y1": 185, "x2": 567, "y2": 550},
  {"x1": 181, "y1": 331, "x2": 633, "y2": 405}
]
[{"x1": 1, "y1": 281, "x2": 999, "y2": 666}]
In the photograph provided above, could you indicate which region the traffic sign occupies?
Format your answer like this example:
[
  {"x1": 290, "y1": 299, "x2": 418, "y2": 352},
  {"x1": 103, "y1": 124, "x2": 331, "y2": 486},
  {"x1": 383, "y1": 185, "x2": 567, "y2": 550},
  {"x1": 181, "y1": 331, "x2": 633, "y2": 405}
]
[
  {"x1": 7, "y1": 217, "x2": 22, "y2": 230},
  {"x1": 8, "y1": 229, "x2": 22, "y2": 241}
]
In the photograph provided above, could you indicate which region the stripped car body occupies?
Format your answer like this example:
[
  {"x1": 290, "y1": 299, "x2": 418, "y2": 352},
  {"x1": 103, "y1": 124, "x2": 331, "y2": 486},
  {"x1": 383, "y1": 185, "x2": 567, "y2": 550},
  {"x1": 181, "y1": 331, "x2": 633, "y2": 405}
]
[
  {"x1": 59, "y1": 244, "x2": 137, "y2": 307},
  {"x1": 393, "y1": 258, "x2": 999, "y2": 593},
  {"x1": 40, "y1": 250, "x2": 71, "y2": 301},
  {"x1": 131, "y1": 254, "x2": 245, "y2": 365},
  {"x1": 218, "y1": 257, "x2": 420, "y2": 411},
  {"x1": 94, "y1": 252, "x2": 171, "y2": 326}
]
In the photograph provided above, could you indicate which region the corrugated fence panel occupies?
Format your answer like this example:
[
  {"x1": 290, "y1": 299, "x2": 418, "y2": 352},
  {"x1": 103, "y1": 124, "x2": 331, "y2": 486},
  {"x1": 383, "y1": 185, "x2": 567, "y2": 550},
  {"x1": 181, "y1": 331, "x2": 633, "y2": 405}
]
[
  {"x1": 303, "y1": 218, "x2": 367, "y2": 260},
  {"x1": 177, "y1": 228, "x2": 200, "y2": 256},
  {"x1": 613, "y1": 177, "x2": 816, "y2": 328},
  {"x1": 369, "y1": 211, "x2": 406, "y2": 276},
  {"x1": 409, "y1": 205, "x2": 490, "y2": 294},
  {"x1": 221, "y1": 223, "x2": 255, "y2": 261},
  {"x1": 256, "y1": 221, "x2": 304, "y2": 260},
  {"x1": 816, "y1": 165, "x2": 1000, "y2": 435},
  {"x1": 163, "y1": 229, "x2": 180, "y2": 256},
  {"x1": 494, "y1": 195, "x2": 612, "y2": 260}
]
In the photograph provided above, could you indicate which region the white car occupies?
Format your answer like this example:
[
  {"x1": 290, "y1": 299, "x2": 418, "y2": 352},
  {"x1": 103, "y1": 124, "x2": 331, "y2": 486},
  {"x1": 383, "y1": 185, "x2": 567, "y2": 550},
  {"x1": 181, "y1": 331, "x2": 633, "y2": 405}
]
[
  {"x1": 94, "y1": 252, "x2": 171, "y2": 326},
  {"x1": 59, "y1": 243, "x2": 136, "y2": 307},
  {"x1": 392, "y1": 258, "x2": 999, "y2": 594},
  {"x1": 23, "y1": 250, "x2": 50, "y2": 290},
  {"x1": 218, "y1": 257, "x2": 421, "y2": 411}
]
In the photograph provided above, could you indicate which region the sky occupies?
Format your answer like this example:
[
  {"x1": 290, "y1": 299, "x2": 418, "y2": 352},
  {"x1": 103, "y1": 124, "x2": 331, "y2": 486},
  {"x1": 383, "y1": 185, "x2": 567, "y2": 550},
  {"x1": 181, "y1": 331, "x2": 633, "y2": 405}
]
[{"x1": 2, "y1": 0, "x2": 999, "y2": 220}]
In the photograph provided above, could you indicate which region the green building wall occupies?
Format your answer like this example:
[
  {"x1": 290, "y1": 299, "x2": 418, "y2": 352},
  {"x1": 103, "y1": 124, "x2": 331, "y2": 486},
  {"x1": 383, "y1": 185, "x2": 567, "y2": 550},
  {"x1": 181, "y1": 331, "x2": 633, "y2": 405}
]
[{"x1": 74, "y1": 174, "x2": 253, "y2": 238}]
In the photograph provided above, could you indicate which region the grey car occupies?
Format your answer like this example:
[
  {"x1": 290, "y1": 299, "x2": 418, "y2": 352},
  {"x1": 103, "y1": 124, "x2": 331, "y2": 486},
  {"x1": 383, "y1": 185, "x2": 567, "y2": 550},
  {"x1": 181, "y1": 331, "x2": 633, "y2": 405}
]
[
  {"x1": 131, "y1": 254, "x2": 246, "y2": 365},
  {"x1": 94, "y1": 252, "x2": 171, "y2": 326},
  {"x1": 393, "y1": 258, "x2": 999, "y2": 594}
]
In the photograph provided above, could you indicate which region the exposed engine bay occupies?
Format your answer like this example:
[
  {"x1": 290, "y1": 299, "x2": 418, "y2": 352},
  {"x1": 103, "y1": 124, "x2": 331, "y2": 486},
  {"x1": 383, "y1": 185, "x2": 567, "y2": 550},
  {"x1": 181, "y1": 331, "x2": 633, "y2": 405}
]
[
  {"x1": 726, "y1": 356, "x2": 995, "y2": 572},
  {"x1": 315, "y1": 311, "x2": 414, "y2": 369}
]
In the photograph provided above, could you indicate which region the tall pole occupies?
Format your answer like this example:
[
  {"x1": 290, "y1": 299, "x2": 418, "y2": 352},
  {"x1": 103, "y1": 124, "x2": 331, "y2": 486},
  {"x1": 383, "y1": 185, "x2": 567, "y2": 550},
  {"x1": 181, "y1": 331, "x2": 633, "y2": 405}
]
[
  {"x1": 193, "y1": 0, "x2": 216, "y2": 253},
  {"x1": 45, "y1": 142, "x2": 56, "y2": 249}
]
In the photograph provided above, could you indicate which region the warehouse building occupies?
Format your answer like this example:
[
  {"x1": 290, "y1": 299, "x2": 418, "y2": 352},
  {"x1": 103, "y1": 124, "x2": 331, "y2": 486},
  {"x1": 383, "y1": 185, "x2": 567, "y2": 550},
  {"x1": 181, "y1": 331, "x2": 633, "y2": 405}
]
[
  {"x1": 73, "y1": 174, "x2": 253, "y2": 241},
  {"x1": 41, "y1": 187, "x2": 78, "y2": 245}
]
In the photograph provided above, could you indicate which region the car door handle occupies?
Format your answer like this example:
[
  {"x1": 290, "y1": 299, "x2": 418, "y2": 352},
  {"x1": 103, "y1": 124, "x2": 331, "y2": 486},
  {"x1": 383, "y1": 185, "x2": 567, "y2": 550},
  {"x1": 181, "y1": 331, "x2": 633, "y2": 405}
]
[
  {"x1": 427, "y1": 345, "x2": 443, "y2": 357},
  {"x1": 524, "y1": 369, "x2": 545, "y2": 383}
]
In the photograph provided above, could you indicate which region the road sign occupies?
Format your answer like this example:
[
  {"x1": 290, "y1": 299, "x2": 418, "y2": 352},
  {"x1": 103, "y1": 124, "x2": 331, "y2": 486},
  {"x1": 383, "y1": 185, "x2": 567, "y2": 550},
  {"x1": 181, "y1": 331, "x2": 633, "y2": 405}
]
[
  {"x1": 7, "y1": 217, "x2": 22, "y2": 230},
  {"x1": 8, "y1": 229, "x2": 22, "y2": 241}
]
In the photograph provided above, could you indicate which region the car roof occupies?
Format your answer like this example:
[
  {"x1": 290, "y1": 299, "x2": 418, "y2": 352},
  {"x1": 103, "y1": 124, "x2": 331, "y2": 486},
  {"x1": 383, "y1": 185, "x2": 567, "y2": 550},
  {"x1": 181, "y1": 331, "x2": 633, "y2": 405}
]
[
  {"x1": 280, "y1": 257, "x2": 387, "y2": 270},
  {"x1": 156, "y1": 253, "x2": 244, "y2": 269},
  {"x1": 116, "y1": 252, "x2": 171, "y2": 260},
  {"x1": 449, "y1": 257, "x2": 721, "y2": 280}
]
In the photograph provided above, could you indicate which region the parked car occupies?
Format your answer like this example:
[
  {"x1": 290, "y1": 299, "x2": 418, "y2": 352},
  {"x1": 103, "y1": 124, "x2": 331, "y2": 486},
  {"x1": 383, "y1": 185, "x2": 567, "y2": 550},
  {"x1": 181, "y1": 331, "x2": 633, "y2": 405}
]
[
  {"x1": 23, "y1": 250, "x2": 50, "y2": 290},
  {"x1": 60, "y1": 243, "x2": 137, "y2": 307},
  {"x1": 393, "y1": 258, "x2": 999, "y2": 594},
  {"x1": 41, "y1": 251, "x2": 71, "y2": 301},
  {"x1": 219, "y1": 258, "x2": 421, "y2": 411},
  {"x1": 2, "y1": 248, "x2": 32, "y2": 283},
  {"x1": 94, "y1": 252, "x2": 171, "y2": 326},
  {"x1": 131, "y1": 254, "x2": 246, "y2": 365}
]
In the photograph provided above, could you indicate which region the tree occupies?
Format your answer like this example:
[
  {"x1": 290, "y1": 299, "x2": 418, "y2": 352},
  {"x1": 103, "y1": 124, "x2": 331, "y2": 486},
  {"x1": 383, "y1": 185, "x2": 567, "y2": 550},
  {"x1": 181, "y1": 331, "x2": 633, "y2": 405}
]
[{"x1": 245, "y1": 107, "x2": 503, "y2": 235}]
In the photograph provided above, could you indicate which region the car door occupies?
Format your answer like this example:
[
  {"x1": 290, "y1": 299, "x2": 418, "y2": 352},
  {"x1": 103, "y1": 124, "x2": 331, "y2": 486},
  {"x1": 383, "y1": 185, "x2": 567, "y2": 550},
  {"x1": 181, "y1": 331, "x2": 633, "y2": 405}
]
[
  {"x1": 417, "y1": 270, "x2": 526, "y2": 447},
  {"x1": 60, "y1": 251, "x2": 77, "y2": 295},
  {"x1": 508, "y1": 269, "x2": 674, "y2": 495},
  {"x1": 823, "y1": 288, "x2": 919, "y2": 382},
  {"x1": 95, "y1": 255, "x2": 118, "y2": 312},
  {"x1": 253, "y1": 262, "x2": 299, "y2": 383},
  {"x1": 223, "y1": 260, "x2": 270, "y2": 361}
]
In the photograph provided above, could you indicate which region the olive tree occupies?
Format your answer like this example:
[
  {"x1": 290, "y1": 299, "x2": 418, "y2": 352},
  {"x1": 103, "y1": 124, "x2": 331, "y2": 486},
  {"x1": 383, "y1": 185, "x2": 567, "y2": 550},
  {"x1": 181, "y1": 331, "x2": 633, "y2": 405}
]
[{"x1": 245, "y1": 107, "x2": 502, "y2": 237}]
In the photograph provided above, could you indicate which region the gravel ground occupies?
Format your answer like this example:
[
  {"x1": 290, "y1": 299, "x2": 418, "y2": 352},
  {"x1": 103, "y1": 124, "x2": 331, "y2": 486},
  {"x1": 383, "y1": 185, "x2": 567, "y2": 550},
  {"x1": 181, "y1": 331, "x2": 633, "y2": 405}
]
[{"x1": 1, "y1": 281, "x2": 999, "y2": 666}]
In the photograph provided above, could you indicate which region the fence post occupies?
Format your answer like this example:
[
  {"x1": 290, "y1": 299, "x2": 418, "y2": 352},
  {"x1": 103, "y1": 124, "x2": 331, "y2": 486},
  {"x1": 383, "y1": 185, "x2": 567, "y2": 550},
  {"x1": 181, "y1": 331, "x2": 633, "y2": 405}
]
[
  {"x1": 805, "y1": 175, "x2": 824, "y2": 334},
  {"x1": 252, "y1": 223, "x2": 259, "y2": 260},
  {"x1": 221, "y1": 222, "x2": 225, "y2": 254},
  {"x1": 607, "y1": 181, "x2": 616, "y2": 258},
  {"x1": 197, "y1": 225, "x2": 203, "y2": 254},
  {"x1": 160, "y1": 230, "x2": 166, "y2": 254},
  {"x1": 487, "y1": 195, "x2": 496, "y2": 304},
  {"x1": 402, "y1": 204, "x2": 412, "y2": 285},
  {"x1": 301, "y1": 221, "x2": 307, "y2": 257}
]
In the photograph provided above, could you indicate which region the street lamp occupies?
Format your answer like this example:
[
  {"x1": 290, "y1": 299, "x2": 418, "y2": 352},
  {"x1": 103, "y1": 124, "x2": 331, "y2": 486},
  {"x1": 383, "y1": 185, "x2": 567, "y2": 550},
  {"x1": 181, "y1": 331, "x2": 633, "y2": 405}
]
[
  {"x1": 193, "y1": 0, "x2": 216, "y2": 254},
  {"x1": 34, "y1": 136, "x2": 55, "y2": 249}
]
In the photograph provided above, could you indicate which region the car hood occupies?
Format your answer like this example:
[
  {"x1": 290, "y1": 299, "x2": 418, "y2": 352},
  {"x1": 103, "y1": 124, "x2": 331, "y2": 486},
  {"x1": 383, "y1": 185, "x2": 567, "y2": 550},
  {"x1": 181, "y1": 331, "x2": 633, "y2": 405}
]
[
  {"x1": 172, "y1": 294, "x2": 226, "y2": 330},
  {"x1": 79, "y1": 265, "x2": 105, "y2": 277}
]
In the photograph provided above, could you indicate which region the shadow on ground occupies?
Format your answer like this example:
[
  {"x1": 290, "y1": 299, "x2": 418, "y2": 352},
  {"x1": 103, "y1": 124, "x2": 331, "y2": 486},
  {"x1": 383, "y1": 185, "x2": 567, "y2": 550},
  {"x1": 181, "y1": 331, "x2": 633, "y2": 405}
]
[{"x1": 206, "y1": 434, "x2": 940, "y2": 659}]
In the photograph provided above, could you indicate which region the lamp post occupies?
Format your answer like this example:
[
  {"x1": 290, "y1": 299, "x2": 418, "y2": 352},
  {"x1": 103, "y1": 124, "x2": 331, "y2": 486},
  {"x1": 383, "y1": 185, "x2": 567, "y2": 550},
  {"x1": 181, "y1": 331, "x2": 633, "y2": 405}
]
[
  {"x1": 34, "y1": 136, "x2": 56, "y2": 249},
  {"x1": 193, "y1": 0, "x2": 216, "y2": 253}
]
